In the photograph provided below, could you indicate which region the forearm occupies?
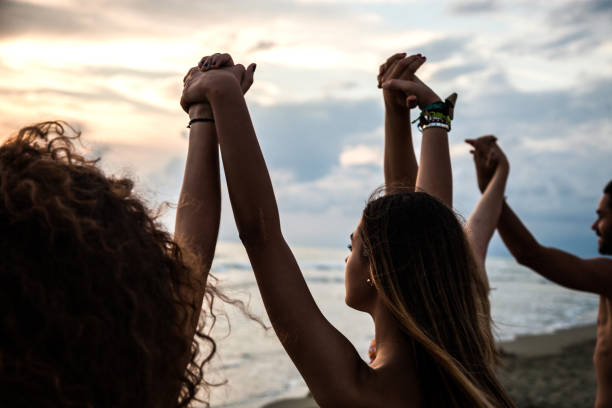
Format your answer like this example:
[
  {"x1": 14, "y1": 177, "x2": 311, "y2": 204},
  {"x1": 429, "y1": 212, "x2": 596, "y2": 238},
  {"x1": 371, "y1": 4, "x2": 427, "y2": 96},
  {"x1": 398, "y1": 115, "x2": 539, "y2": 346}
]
[
  {"x1": 210, "y1": 86, "x2": 281, "y2": 245},
  {"x1": 415, "y1": 127, "x2": 452, "y2": 207},
  {"x1": 175, "y1": 106, "x2": 221, "y2": 272},
  {"x1": 497, "y1": 201, "x2": 543, "y2": 265},
  {"x1": 466, "y1": 165, "x2": 509, "y2": 264},
  {"x1": 383, "y1": 104, "x2": 417, "y2": 189}
]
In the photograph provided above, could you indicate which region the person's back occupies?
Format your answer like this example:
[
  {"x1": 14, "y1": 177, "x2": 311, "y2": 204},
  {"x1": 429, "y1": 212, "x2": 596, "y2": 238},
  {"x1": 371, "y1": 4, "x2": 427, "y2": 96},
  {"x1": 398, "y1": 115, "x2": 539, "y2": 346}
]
[{"x1": 0, "y1": 122, "x2": 215, "y2": 407}]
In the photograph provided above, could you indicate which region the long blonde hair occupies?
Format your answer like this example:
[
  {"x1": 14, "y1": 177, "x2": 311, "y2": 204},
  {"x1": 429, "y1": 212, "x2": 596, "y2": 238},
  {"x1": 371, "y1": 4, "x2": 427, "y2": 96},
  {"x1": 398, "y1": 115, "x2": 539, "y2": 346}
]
[{"x1": 360, "y1": 190, "x2": 514, "y2": 408}]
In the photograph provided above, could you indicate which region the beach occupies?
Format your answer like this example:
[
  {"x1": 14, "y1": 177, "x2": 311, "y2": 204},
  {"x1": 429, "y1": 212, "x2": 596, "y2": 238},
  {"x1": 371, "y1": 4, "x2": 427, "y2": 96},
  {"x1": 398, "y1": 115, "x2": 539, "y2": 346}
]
[
  {"x1": 261, "y1": 324, "x2": 597, "y2": 408},
  {"x1": 205, "y1": 244, "x2": 598, "y2": 407}
]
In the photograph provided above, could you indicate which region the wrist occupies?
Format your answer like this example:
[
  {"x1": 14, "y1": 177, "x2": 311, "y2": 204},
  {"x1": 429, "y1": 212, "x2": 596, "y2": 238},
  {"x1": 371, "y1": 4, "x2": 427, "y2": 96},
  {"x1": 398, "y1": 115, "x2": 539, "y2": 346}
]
[
  {"x1": 189, "y1": 103, "x2": 213, "y2": 120},
  {"x1": 419, "y1": 94, "x2": 442, "y2": 110},
  {"x1": 383, "y1": 91, "x2": 409, "y2": 114},
  {"x1": 206, "y1": 77, "x2": 243, "y2": 105}
]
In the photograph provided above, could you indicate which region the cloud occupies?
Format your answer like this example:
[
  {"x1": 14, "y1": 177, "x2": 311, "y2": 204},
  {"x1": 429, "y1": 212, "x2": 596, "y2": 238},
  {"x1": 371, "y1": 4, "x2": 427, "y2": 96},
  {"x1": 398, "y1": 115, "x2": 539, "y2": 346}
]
[
  {"x1": 0, "y1": 0, "x2": 114, "y2": 38},
  {"x1": 1, "y1": 0, "x2": 611, "y2": 259},
  {"x1": 339, "y1": 144, "x2": 382, "y2": 167},
  {"x1": 432, "y1": 62, "x2": 486, "y2": 82},
  {"x1": 84, "y1": 66, "x2": 178, "y2": 79},
  {"x1": 248, "y1": 98, "x2": 383, "y2": 181},
  {"x1": 0, "y1": 85, "x2": 172, "y2": 114},
  {"x1": 447, "y1": 0, "x2": 500, "y2": 14},
  {"x1": 417, "y1": 36, "x2": 471, "y2": 61},
  {"x1": 248, "y1": 40, "x2": 277, "y2": 52},
  {"x1": 501, "y1": 28, "x2": 602, "y2": 58},
  {"x1": 550, "y1": 0, "x2": 612, "y2": 24}
]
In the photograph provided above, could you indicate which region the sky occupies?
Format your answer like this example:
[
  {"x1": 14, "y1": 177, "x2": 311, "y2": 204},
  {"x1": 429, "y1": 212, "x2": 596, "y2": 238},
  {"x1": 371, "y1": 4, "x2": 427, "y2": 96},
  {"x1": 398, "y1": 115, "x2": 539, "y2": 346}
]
[{"x1": 1, "y1": 0, "x2": 611, "y2": 257}]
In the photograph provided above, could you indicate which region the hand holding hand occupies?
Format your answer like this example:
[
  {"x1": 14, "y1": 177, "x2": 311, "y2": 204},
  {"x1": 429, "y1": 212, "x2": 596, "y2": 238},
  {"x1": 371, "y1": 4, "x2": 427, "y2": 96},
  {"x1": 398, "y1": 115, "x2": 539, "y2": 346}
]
[
  {"x1": 378, "y1": 53, "x2": 441, "y2": 111},
  {"x1": 465, "y1": 135, "x2": 509, "y2": 193},
  {"x1": 180, "y1": 53, "x2": 256, "y2": 113}
]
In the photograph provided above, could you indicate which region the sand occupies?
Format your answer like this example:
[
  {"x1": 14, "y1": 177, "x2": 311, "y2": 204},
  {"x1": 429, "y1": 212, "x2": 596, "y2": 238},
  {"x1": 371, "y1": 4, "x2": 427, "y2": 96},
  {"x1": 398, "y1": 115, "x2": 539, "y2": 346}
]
[{"x1": 261, "y1": 324, "x2": 598, "y2": 408}]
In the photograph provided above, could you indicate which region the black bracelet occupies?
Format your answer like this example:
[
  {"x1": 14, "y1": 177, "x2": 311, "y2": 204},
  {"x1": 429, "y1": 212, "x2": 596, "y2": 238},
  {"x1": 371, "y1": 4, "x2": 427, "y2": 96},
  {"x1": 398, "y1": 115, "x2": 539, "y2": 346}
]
[{"x1": 187, "y1": 118, "x2": 214, "y2": 128}]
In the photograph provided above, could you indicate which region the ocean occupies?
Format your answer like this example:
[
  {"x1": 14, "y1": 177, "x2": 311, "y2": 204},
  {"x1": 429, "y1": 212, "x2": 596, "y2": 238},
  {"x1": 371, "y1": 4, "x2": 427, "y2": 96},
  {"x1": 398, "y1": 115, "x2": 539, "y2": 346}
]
[{"x1": 202, "y1": 242, "x2": 598, "y2": 408}]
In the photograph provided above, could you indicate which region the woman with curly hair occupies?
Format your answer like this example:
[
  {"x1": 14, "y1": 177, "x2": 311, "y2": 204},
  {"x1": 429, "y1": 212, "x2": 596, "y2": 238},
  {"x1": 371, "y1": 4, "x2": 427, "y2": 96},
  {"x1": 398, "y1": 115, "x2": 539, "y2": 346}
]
[
  {"x1": 0, "y1": 119, "x2": 224, "y2": 405},
  {"x1": 181, "y1": 53, "x2": 515, "y2": 407}
]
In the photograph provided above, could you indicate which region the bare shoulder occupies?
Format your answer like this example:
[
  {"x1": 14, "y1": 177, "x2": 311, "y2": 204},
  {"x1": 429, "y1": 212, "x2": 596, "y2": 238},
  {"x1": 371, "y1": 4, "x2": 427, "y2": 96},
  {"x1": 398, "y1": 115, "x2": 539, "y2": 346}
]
[
  {"x1": 339, "y1": 363, "x2": 421, "y2": 408},
  {"x1": 584, "y1": 256, "x2": 612, "y2": 297}
]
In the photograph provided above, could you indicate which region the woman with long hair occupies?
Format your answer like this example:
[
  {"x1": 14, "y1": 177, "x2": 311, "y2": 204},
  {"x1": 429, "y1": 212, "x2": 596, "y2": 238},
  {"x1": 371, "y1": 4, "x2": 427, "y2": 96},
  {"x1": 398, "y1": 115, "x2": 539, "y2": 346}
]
[{"x1": 181, "y1": 52, "x2": 514, "y2": 407}]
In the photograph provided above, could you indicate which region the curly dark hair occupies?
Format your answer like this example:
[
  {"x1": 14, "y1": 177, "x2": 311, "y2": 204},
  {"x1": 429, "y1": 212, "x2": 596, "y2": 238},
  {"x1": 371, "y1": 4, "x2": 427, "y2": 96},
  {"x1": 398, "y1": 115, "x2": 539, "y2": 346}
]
[{"x1": 0, "y1": 122, "x2": 218, "y2": 407}]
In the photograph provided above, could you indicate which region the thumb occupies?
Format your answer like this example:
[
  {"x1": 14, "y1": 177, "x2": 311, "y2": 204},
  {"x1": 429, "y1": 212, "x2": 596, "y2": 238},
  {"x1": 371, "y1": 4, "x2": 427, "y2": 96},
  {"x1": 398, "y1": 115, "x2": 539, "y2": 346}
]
[
  {"x1": 405, "y1": 95, "x2": 417, "y2": 109},
  {"x1": 241, "y1": 63, "x2": 256, "y2": 94},
  {"x1": 465, "y1": 139, "x2": 475, "y2": 146}
]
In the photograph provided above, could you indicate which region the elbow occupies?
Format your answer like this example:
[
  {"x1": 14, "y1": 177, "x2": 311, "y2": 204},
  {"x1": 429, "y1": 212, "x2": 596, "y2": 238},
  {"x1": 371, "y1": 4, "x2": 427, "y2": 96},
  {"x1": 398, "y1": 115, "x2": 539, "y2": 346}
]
[
  {"x1": 514, "y1": 244, "x2": 544, "y2": 267},
  {"x1": 236, "y1": 216, "x2": 282, "y2": 250}
]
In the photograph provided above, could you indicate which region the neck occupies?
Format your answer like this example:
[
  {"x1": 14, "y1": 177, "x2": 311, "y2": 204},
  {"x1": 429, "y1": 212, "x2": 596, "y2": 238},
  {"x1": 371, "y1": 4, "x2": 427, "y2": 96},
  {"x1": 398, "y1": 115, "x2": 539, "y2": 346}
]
[{"x1": 369, "y1": 300, "x2": 413, "y2": 369}]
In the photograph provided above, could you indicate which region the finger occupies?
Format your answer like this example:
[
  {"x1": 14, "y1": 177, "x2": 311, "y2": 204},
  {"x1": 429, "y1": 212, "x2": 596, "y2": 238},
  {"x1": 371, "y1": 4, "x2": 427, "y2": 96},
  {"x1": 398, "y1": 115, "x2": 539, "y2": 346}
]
[
  {"x1": 241, "y1": 63, "x2": 256, "y2": 94},
  {"x1": 180, "y1": 94, "x2": 189, "y2": 113},
  {"x1": 215, "y1": 53, "x2": 234, "y2": 68},
  {"x1": 389, "y1": 54, "x2": 422, "y2": 79},
  {"x1": 379, "y1": 52, "x2": 406, "y2": 77},
  {"x1": 209, "y1": 53, "x2": 222, "y2": 68},
  {"x1": 404, "y1": 55, "x2": 426, "y2": 77},
  {"x1": 233, "y1": 63, "x2": 246, "y2": 87},
  {"x1": 198, "y1": 56, "x2": 211, "y2": 70},
  {"x1": 486, "y1": 151, "x2": 495, "y2": 167},
  {"x1": 405, "y1": 95, "x2": 417, "y2": 109},
  {"x1": 385, "y1": 52, "x2": 407, "y2": 67},
  {"x1": 465, "y1": 139, "x2": 475, "y2": 146},
  {"x1": 381, "y1": 79, "x2": 418, "y2": 94},
  {"x1": 481, "y1": 134, "x2": 496, "y2": 143},
  {"x1": 183, "y1": 66, "x2": 198, "y2": 84},
  {"x1": 381, "y1": 57, "x2": 406, "y2": 84}
]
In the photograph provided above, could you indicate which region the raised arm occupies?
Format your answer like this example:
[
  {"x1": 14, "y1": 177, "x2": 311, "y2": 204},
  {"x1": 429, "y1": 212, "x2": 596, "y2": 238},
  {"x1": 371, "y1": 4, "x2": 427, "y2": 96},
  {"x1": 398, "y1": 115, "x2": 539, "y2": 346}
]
[
  {"x1": 378, "y1": 53, "x2": 419, "y2": 189},
  {"x1": 464, "y1": 136, "x2": 509, "y2": 274},
  {"x1": 470, "y1": 142, "x2": 612, "y2": 297},
  {"x1": 381, "y1": 57, "x2": 453, "y2": 207},
  {"x1": 498, "y1": 202, "x2": 612, "y2": 296},
  {"x1": 189, "y1": 57, "x2": 372, "y2": 407},
  {"x1": 171, "y1": 65, "x2": 224, "y2": 345}
]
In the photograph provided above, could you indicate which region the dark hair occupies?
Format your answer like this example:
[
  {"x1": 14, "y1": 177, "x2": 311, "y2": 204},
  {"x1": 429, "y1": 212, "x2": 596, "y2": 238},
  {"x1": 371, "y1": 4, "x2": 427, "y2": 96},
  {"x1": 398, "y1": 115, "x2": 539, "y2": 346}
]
[
  {"x1": 604, "y1": 180, "x2": 612, "y2": 200},
  {"x1": 0, "y1": 122, "x2": 217, "y2": 407},
  {"x1": 360, "y1": 190, "x2": 514, "y2": 408}
]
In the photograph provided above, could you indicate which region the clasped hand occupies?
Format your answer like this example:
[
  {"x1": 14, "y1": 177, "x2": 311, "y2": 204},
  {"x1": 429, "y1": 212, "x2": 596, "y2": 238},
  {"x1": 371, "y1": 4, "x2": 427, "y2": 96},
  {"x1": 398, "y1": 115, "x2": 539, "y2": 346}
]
[
  {"x1": 377, "y1": 53, "x2": 442, "y2": 111},
  {"x1": 465, "y1": 136, "x2": 509, "y2": 193},
  {"x1": 180, "y1": 53, "x2": 256, "y2": 113}
]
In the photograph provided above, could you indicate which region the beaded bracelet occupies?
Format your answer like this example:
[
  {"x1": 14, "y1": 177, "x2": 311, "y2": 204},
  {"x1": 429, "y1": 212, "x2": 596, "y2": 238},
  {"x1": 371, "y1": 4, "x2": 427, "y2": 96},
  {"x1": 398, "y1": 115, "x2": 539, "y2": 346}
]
[
  {"x1": 421, "y1": 121, "x2": 451, "y2": 131},
  {"x1": 413, "y1": 99, "x2": 453, "y2": 132}
]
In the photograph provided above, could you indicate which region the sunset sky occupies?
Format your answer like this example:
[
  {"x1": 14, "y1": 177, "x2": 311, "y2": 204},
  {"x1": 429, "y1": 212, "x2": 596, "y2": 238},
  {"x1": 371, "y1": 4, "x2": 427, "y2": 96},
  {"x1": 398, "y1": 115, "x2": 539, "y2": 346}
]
[{"x1": 1, "y1": 0, "x2": 611, "y2": 256}]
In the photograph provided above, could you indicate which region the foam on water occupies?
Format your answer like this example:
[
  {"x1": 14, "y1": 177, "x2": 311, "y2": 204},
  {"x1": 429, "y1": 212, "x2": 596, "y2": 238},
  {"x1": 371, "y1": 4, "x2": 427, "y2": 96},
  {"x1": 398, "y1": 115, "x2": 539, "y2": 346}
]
[{"x1": 203, "y1": 242, "x2": 599, "y2": 408}]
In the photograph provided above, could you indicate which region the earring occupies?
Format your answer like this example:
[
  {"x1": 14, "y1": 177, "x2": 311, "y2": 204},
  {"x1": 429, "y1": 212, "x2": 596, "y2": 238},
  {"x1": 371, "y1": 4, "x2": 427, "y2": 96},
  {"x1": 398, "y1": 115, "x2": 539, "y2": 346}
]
[{"x1": 366, "y1": 277, "x2": 375, "y2": 287}]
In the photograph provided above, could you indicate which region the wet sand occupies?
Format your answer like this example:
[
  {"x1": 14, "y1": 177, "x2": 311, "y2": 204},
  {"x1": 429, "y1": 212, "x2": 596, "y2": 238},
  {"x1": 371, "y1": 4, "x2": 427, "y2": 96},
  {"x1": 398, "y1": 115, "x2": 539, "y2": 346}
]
[{"x1": 262, "y1": 324, "x2": 597, "y2": 408}]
